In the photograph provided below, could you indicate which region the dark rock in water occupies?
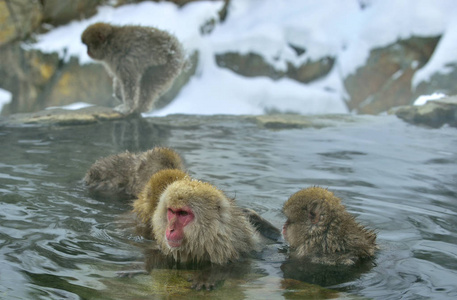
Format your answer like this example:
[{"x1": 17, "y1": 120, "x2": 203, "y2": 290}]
[{"x1": 391, "y1": 96, "x2": 457, "y2": 128}]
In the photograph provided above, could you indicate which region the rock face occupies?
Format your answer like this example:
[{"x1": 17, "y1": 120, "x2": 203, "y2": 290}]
[
  {"x1": 216, "y1": 52, "x2": 335, "y2": 84},
  {"x1": 413, "y1": 66, "x2": 457, "y2": 101},
  {"x1": 343, "y1": 36, "x2": 440, "y2": 114},
  {"x1": 391, "y1": 96, "x2": 457, "y2": 128},
  {"x1": 0, "y1": 0, "x2": 42, "y2": 46},
  {"x1": 41, "y1": 0, "x2": 102, "y2": 26}
]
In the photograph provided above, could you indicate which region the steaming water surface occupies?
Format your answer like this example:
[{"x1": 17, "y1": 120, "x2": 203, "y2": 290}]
[{"x1": 0, "y1": 114, "x2": 456, "y2": 299}]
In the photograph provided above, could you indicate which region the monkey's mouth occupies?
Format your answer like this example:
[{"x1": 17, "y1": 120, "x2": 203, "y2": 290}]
[{"x1": 167, "y1": 238, "x2": 183, "y2": 248}]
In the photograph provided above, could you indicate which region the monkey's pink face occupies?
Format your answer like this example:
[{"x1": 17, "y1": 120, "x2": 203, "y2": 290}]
[
  {"x1": 166, "y1": 206, "x2": 194, "y2": 248},
  {"x1": 84, "y1": 43, "x2": 102, "y2": 60}
]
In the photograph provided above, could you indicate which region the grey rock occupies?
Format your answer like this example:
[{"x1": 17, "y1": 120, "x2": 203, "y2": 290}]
[{"x1": 390, "y1": 96, "x2": 457, "y2": 128}]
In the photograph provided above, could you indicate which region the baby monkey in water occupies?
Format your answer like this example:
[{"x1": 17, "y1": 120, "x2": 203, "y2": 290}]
[
  {"x1": 84, "y1": 147, "x2": 184, "y2": 199},
  {"x1": 282, "y1": 187, "x2": 377, "y2": 266},
  {"x1": 81, "y1": 22, "x2": 187, "y2": 114}
]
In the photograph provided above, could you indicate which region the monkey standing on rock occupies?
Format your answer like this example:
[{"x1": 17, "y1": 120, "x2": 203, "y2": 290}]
[
  {"x1": 81, "y1": 23, "x2": 187, "y2": 114},
  {"x1": 282, "y1": 187, "x2": 377, "y2": 266}
]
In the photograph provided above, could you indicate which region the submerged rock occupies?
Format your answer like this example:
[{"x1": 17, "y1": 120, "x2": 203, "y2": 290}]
[{"x1": 391, "y1": 96, "x2": 457, "y2": 128}]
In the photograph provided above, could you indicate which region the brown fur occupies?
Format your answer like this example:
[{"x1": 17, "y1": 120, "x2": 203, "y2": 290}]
[
  {"x1": 147, "y1": 178, "x2": 260, "y2": 265},
  {"x1": 133, "y1": 169, "x2": 188, "y2": 226},
  {"x1": 283, "y1": 187, "x2": 377, "y2": 265},
  {"x1": 84, "y1": 147, "x2": 184, "y2": 199},
  {"x1": 81, "y1": 22, "x2": 187, "y2": 114}
]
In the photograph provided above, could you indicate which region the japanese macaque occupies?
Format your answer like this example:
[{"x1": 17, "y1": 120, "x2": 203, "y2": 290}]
[
  {"x1": 132, "y1": 168, "x2": 188, "y2": 238},
  {"x1": 81, "y1": 22, "x2": 187, "y2": 114},
  {"x1": 84, "y1": 147, "x2": 184, "y2": 199},
  {"x1": 282, "y1": 187, "x2": 377, "y2": 266},
  {"x1": 84, "y1": 147, "x2": 278, "y2": 290},
  {"x1": 130, "y1": 171, "x2": 260, "y2": 290}
]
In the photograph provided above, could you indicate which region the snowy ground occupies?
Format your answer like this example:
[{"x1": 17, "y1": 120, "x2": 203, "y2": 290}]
[
  {"x1": 0, "y1": 89, "x2": 11, "y2": 112},
  {"x1": 28, "y1": 0, "x2": 457, "y2": 116}
]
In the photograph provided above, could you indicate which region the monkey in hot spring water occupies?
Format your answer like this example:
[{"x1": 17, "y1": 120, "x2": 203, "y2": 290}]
[
  {"x1": 84, "y1": 147, "x2": 280, "y2": 290},
  {"x1": 282, "y1": 186, "x2": 377, "y2": 266}
]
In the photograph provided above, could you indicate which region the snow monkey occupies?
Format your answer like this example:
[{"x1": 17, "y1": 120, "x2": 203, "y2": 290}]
[
  {"x1": 81, "y1": 22, "x2": 187, "y2": 114},
  {"x1": 84, "y1": 147, "x2": 184, "y2": 199},
  {"x1": 147, "y1": 174, "x2": 261, "y2": 289},
  {"x1": 282, "y1": 187, "x2": 377, "y2": 266},
  {"x1": 84, "y1": 149, "x2": 279, "y2": 290},
  {"x1": 121, "y1": 168, "x2": 261, "y2": 290}
]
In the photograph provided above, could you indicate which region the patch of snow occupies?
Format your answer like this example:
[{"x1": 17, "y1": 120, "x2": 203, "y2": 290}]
[
  {"x1": 46, "y1": 102, "x2": 94, "y2": 110},
  {"x1": 413, "y1": 93, "x2": 446, "y2": 106},
  {"x1": 0, "y1": 89, "x2": 12, "y2": 113}
]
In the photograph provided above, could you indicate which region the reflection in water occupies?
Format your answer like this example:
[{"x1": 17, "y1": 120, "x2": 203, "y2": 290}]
[
  {"x1": 281, "y1": 258, "x2": 375, "y2": 287},
  {"x1": 0, "y1": 114, "x2": 456, "y2": 299}
]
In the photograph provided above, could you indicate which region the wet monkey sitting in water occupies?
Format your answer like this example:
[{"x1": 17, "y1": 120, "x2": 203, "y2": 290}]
[
  {"x1": 282, "y1": 187, "x2": 377, "y2": 266},
  {"x1": 131, "y1": 169, "x2": 263, "y2": 290},
  {"x1": 84, "y1": 150, "x2": 279, "y2": 290},
  {"x1": 84, "y1": 147, "x2": 184, "y2": 199},
  {"x1": 81, "y1": 23, "x2": 187, "y2": 114}
]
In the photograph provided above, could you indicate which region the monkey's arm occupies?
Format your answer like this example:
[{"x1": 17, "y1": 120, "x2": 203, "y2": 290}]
[
  {"x1": 242, "y1": 208, "x2": 281, "y2": 241},
  {"x1": 189, "y1": 264, "x2": 233, "y2": 291},
  {"x1": 112, "y1": 77, "x2": 122, "y2": 101},
  {"x1": 115, "y1": 67, "x2": 140, "y2": 114}
]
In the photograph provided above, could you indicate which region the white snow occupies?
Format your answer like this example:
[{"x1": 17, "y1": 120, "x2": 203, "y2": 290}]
[
  {"x1": 46, "y1": 102, "x2": 94, "y2": 110},
  {"x1": 413, "y1": 92, "x2": 446, "y2": 106},
  {"x1": 0, "y1": 88, "x2": 12, "y2": 111},
  {"x1": 27, "y1": 0, "x2": 457, "y2": 116},
  {"x1": 412, "y1": 17, "x2": 457, "y2": 88}
]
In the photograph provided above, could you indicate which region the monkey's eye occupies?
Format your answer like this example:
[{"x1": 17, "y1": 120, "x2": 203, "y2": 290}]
[{"x1": 177, "y1": 210, "x2": 189, "y2": 216}]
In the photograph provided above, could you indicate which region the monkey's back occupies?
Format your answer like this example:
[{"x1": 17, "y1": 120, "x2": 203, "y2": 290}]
[
  {"x1": 109, "y1": 25, "x2": 185, "y2": 71},
  {"x1": 84, "y1": 151, "x2": 138, "y2": 199}
]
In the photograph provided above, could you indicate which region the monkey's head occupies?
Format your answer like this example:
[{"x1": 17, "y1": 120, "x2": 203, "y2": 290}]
[
  {"x1": 152, "y1": 178, "x2": 238, "y2": 264},
  {"x1": 282, "y1": 187, "x2": 345, "y2": 249},
  {"x1": 81, "y1": 22, "x2": 114, "y2": 60},
  {"x1": 133, "y1": 169, "x2": 188, "y2": 225}
]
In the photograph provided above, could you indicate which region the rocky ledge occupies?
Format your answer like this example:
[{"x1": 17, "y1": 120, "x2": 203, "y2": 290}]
[
  {"x1": 1, "y1": 97, "x2": 456, "y2": 129},
  {"x1": 0, "y1": 106, "x2": 124, "y2": 127},
  {"x1": 390, "y1": 96, "x2": 457, "y2": 128}
]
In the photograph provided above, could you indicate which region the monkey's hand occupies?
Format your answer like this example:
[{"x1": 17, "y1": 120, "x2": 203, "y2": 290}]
[
  {"x1": 189, "y1": 269, "x2": 224, "y2": 291},
  {"x1": 114, "y1": 103, "x2": 135, "y2": 115},
  {"x1": 242, "y1": 208, "x2": 281, "y2": 241},
  {"x1": 188, "y1": 264, "x2": 233, "y2": 291}
]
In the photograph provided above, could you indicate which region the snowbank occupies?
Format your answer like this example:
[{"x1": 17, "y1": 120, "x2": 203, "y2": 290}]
[{"x1": 0, "y1": 88, "x2": 12, "y2": 111}]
